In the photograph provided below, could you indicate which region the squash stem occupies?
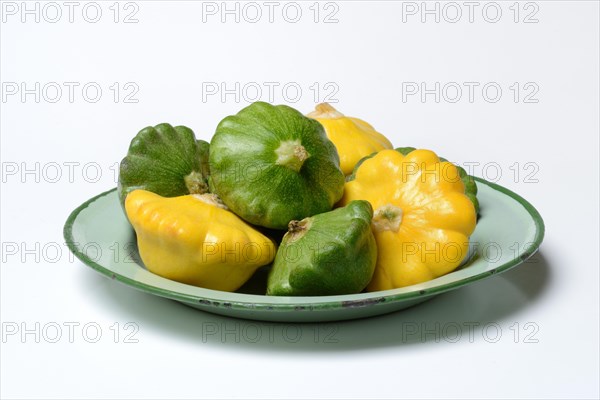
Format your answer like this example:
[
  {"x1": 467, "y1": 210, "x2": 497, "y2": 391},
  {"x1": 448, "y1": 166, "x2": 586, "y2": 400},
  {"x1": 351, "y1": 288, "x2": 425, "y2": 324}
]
[
  {"x1": 372, "y1": 204, "x2": 403, "y2": 233},
  {"x1": 184, "y1": 171, "x2": 209, "y2": 195},
  {"x1": 192, "y1": 193, "x2": 228, "y2": 210},
  {"x1": 307, "y1": 103, "x2": 344, "y2": 119},
  {"x1": 275, "y1": 140, "x2": 310, "y2": 173},
  {"x1": 285, "y1": 218, "x2": 312, "y2": 243}
]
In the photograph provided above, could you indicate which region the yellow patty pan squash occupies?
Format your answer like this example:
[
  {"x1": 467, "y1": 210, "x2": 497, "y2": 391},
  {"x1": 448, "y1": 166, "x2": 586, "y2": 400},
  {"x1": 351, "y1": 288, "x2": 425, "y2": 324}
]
[
  {"x1": 339, "y1": 149, "x2": 477, "y2": 290},
  {"x1": 125, "y1": 190, "x2": 276, "y2": 291},
  {"x1": 307, "y1": 103, "x2": 393, "y2": 175}
]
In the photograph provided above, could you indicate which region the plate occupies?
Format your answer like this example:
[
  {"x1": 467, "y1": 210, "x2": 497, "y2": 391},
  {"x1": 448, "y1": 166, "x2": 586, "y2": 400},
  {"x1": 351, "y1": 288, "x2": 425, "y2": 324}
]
[{"x1": 64, "y1": 177, "x2": 544, "y2": 322}]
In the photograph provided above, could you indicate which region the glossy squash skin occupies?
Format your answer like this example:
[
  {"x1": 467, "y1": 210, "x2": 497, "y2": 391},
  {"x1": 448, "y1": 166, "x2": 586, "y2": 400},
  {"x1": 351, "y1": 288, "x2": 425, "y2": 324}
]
[
  {"x1": 209, "y1": 102, "x2": 345, "y2": 229},
  {"x1": 118, "y1": 123, "x2": 210, "y2": 208}
]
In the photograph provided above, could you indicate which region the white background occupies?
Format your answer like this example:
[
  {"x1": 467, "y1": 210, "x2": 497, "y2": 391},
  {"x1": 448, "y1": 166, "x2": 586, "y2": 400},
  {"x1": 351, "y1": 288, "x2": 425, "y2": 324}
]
[{"x1": 1, "y1": 1, "x2": 599, "y2": 399}]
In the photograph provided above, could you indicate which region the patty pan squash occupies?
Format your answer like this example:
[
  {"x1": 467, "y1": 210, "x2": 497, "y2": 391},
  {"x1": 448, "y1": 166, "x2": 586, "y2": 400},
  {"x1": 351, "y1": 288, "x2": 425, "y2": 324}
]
[
  {"x1": 307, "y1": 103, "x2": 393, "y2": 175},
  {"x1": 340, "y1": 149, "x2": 477, "y2": 290},
  {"x1": 395, "y1": 146, "x2": 479, "y2": 214},
  {"x1": 209, "y1": 102, "x2": 345, "y2": 229},
  {"x1": 125, "y1": 190, "x2": 276, "y2": 291},
  {"x1": 118, "y1": 123, "x2": 210, "y2": 208},
  {"x1": 267, "y1": 200, "x2": 377, "y2": 296}
]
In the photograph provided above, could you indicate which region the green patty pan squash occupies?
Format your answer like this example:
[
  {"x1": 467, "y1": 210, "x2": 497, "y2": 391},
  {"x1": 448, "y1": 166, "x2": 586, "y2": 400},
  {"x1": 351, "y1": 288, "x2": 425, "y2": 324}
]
[
  {"x1": 118, "y1": 123, "x2": 210, "y2": 208},
  {"x1": 125, "y1": 189, "x2": 276, "y2": 291},
  {"x1": 209, "y1": 102, "x2": 345, "y2": 229},
  {"x1": 267, "y1": 200, "x2": 377, "y2": 296},
  {"x1": 340, "y1": 149, "x2": 477, "y2": 291}
]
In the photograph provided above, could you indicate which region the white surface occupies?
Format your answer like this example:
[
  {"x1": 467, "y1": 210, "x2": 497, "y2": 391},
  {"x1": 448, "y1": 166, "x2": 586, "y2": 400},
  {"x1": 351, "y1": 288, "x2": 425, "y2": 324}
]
[{"x1": 0, "y1": 1, "x2": 598, "y2": 399}]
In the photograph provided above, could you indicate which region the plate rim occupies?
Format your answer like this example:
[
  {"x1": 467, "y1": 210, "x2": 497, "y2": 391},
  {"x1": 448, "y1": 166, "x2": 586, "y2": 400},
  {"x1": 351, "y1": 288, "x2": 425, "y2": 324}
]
[{"x1": 64, "y1": 177, "x2": 545, "y2": 312}]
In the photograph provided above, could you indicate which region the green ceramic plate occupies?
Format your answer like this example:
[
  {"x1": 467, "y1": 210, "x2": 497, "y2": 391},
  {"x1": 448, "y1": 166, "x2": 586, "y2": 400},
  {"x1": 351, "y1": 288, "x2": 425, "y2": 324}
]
[{"x1": 64, "y1": 177, "x2": 544, "y2": 322}]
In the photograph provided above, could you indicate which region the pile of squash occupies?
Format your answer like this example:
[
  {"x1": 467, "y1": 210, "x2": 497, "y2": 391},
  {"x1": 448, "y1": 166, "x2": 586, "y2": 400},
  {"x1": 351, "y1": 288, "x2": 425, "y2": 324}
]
[{"x1": 119, "y1": 102, "x2": 478, "y2": 296}]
